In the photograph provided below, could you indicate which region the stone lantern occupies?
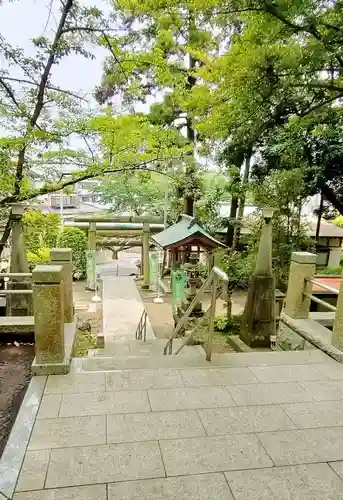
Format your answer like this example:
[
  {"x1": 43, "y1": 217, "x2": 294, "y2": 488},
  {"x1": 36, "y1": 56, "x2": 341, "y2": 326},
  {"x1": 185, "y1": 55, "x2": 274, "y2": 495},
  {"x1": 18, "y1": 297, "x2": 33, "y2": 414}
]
[{"x1": 240, "y1": 207, "x2": 276, "y2": 347}]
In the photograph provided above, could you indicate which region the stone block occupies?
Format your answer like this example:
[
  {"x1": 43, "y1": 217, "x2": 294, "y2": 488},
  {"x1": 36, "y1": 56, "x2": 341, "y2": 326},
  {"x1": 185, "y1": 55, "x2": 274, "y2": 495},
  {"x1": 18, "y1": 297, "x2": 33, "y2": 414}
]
[
  {"x1": 198, "y1": 405, "x2": 295, "y2": 436},
  {"x1": 44, "y1": 373, "x2": 105, "y2": 394},
  {"x1": 106, "y1": 368, "x2": 184, "y2": 391},
  {"x1": 16, "y1": 450, "x2": 50, "y2": 491},
  {"x1": 148, "y1": 386, "x2": 236, "y2": 411},
  {"x1": 227, "y1": 382, "x2": 313, "y2": 406},
  {"x1": 59, "y1": 390, "x2": 150, "y2": 417},
  {"x1": 282, "y1": 400, "x2": 343, "y2": 428},
  {"x1": 33, "y1": 265, "x2": 64, "y2": 365},
  {"x1": 249, "y1": 364, "x2": 326, "y2": 383},
  {"x1": 291, "y1": 252, "x2": 317, "y2": 264},
  {"x1": 284, "y1": 252, "x2": 316, "y2": 319},
  {"x1": 160, "y1": 434, "x2": 273, "y2": 476},
  {"x1": 37, "y1": 395, "x2": 62, "y2": 419},
  {"x1": 258, "y1": 426, "x2": 343, "y2": 465},
  {"x1": 180, "y1": 367, "x2": 258, "y2": 386},
  {"x1": 45, "y1": 442, "x2": 164, "y2": 488},
  {"x1": 13, "y1": 485, "x2": 106, "y2": 500},
  {"x1": 51, "y1": 248, "x2": 73, "y2": 323},
  {"x1": 314, "y1": 362, "x2": 343, "y2": 379},
  {"x1": 225, "y1": 463, "x2": 343, "y2": 500},
  {"x1": 108, "y1": 473, "x2": 233, "y2": 500},
  {"x1": 106, "y1": 410, "x2": 206, "y2": 443},
  {"x1": 300, "y1": 380, "x2": 343, "y2": 401},
  {"x1": 28, "y1": 415, "x2": 106, "y2": 450}
]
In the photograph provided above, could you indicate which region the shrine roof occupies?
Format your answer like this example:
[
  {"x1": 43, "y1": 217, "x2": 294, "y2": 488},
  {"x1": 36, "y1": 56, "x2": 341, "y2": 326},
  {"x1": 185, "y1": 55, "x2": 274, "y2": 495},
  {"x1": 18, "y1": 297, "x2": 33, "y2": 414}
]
[{"x1": 152, "y1": 214, "x2": 226, "y2": 250}]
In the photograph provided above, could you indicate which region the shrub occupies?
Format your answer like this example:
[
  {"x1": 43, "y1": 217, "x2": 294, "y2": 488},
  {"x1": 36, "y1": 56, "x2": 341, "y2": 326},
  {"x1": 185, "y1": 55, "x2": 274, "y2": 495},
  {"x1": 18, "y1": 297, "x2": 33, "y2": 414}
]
[
  {"x1": 214, "y1": 314, "x2": 242, "y2": 335},
  {"x1": 23, "y1": 209, "x2": 60, "y2": 253},
  {"x1": 27, "y1": 248, "x2": 51, "y2": 269},
  {"x1": 58, "y1": 227, "x2": 87, "y2": 276}
]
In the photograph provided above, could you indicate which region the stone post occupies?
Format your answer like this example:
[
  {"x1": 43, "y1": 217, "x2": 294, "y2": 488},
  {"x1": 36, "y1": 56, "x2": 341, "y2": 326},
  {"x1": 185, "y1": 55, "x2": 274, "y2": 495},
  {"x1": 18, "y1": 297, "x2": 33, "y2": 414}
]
[
  {"x1": 284, "y1": 252, "x2": 317, "y2": 319},
  {"x1": 332, "y1": 273, "x2": 343, "y2": 350},
  {"x1": 86, "y1": 222, "x2": 96, "y2": 290},
  {"x1": 240, "y1": 211, "x2": 276, "y2": 348},
  {"x1": 142, "y1": 222, "x2": 150, "y2": 289},
  {"x1": 7, "y1": 203, "x2": 32, "y2": 316},
  {"x1": 32, "y1": 265, "x2": 64, "y2": 364},
  {"x1": 50, "y1": 248, "x2": 73, "y2": 323}
]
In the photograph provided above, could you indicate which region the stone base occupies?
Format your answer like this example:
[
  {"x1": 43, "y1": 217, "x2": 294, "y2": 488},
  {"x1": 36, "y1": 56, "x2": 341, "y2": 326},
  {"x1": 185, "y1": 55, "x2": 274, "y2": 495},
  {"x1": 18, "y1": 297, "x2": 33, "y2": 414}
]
[
  {"x1": 96, "y1": 333, "x2": 105, "y2": 348},
  {"x1": 31, "y1": 317, "x2": 77, "y2": 376},
  {"x1": 226, "y1": 335, "x2": 253, "y2": 353},
  {"x1": 240, "y1": 275, "x2": 276, "y2": 348}
]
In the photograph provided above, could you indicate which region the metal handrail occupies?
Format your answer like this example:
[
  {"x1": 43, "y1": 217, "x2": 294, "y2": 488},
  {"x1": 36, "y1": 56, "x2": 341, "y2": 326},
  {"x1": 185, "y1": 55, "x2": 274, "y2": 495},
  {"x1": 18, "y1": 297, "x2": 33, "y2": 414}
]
[
  {"x1": 163, "y1": 266, "x2": 228, "y2": 360},
  {"x1": 135, "y1": 309, "x2": 147, "y2": 342},
  {"x1": 303, "y1": 292, "x2": 337, "y2": 312},
  {"x1": 306, "y1": 278, "x2": 339, "y2": 295}
]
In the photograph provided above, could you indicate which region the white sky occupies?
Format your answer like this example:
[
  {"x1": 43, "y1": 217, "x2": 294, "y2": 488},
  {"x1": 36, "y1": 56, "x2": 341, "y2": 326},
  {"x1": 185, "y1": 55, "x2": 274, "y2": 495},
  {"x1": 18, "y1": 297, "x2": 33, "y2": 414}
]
[{"x1": 0, "y1": 0, "x2": 108, "y2": 99}]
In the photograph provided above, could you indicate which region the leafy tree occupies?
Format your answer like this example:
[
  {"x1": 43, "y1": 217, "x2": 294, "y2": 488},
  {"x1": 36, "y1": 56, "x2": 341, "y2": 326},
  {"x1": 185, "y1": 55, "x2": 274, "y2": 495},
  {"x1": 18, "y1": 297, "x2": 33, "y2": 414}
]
[
  {"x1": 58, "y1": 227, "x2": 87, "y2": 275},
  {"x1": 0, "y1": 1, "x2": 187, "y2": 258},
  {"x1": 97, "y1": 0, "x2": 227, "y2": 216},
  {"x1": 183, "y1": 0, "x2": 343, "y2": 218},
  {"x1": 96, "y1": 171, "x2": 173, "y2": 216}
]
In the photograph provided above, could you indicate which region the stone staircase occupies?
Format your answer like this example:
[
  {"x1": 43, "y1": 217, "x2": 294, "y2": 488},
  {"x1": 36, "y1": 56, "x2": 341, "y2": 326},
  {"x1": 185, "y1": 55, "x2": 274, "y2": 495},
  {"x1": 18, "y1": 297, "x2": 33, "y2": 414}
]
[{"x1": 82, "y1": 338, "x2": 209, "y2": 372}]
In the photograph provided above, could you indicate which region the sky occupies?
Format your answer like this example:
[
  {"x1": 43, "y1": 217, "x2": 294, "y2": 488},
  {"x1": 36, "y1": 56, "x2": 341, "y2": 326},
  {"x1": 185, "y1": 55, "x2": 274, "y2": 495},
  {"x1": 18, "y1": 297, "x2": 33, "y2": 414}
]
[{"x1": 0, "y1": 0, "x2": 108, "y2": 100}]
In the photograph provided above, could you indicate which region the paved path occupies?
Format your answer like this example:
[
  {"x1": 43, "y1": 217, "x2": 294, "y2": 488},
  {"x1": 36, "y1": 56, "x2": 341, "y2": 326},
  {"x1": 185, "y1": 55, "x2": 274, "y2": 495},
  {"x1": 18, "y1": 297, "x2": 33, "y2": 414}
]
[
  {"x1": 102, "y1": 276, "x2": 155, "y2": 340},
  {"x1": 3, "y1": 276, "x2": 343, "y2": 499}
]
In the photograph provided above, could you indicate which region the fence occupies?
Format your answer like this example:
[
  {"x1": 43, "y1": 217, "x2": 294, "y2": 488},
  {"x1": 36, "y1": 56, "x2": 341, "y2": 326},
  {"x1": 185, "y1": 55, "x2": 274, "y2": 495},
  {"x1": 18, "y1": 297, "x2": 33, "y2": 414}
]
[{"x1": 279, "y1": 251, "x2": 343, "y2": 355}]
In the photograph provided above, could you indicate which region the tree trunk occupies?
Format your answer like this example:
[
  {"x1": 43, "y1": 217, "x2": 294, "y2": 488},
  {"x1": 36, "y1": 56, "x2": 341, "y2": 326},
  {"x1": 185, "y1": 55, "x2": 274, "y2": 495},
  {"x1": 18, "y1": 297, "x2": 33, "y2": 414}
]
[
  {"x1": 0, "y1": 216, "x2": 13, "y2": 259},
  {"x1": 316, "y1": 190, "x2": 324, "y2": 243},
  {"x1": 226, "y1": 293, "x2": 233, "y2": 320},
  {"x1": 226, "y1": 197, "x2": 239, "y2": 247},
  {"x1": 233, "y1": 146, "x2": 252, "y2": 249},
  {"x1": 184, "y1": 42, "x2": 196, "y2": 216}
]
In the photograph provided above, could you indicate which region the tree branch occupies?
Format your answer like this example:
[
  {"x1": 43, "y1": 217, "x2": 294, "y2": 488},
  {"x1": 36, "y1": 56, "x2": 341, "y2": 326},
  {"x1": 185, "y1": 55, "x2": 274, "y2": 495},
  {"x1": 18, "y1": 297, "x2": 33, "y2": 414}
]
[
  {"x1": 0, "y1": 75, "x2": 89, "y2": 101},
  {"x1": 0, "y1": 77, "x2": 21, "y2": 109},
  {"x1": 13, "y1": 0, "x2": 74, "y2": 197},
  {"x1": 0, "y1": 157, "x2": 177, "y2": 206}
]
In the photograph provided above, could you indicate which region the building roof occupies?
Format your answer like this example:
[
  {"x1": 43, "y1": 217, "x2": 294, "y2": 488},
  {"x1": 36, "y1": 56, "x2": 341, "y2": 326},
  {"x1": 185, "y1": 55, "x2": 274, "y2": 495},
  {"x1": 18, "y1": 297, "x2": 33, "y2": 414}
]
[
  {"x1": 152, "y1": 214, "x2": 226, "y2": 250},
  {"x1": 306, "y1": 218, "x2": 343, "y2": 238}
]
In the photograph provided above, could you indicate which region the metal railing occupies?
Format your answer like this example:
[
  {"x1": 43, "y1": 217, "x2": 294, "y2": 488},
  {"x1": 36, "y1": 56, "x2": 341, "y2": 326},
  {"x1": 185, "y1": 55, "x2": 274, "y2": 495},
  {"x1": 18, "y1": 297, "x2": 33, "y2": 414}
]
[
  {"x1": 163, "y1": 266, "x2": 229, "y2": 361},
  {"x1": 304, "y1": 278, "x2": 338, "y2": 313},
  {"x1": 0, "y1": 273, "x2": 33, "y2": 295},
  {"x1": 135, "y1": 309, "x2": 147, "y2": 342}
]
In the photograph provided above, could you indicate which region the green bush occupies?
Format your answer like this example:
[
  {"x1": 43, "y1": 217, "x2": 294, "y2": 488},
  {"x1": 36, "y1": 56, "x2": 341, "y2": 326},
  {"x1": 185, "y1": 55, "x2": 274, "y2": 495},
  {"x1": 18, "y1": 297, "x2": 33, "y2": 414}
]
[
  {"x1": 214, "y1": 314, "x2": 242, "y2": 335},
  {"x1": 23, "y1": 209, "x2": 60, "y2": 253},
  {"x1": 27, "y1": 248, "x2": 51, "y2": 269},
  {"x1": 58, "y1": 227, "x2": 87, "y2": 276}
]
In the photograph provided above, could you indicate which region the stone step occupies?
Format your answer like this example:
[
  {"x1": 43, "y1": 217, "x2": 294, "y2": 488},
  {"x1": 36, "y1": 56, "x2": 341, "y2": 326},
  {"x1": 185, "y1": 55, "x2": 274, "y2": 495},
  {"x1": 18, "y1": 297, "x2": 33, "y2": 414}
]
[
  {"x1": 80, "y1": 348, "x2": 330, "y2": 372},
  {"x1": 89, "y1": 338, "x2": 204, "y2": 358}
]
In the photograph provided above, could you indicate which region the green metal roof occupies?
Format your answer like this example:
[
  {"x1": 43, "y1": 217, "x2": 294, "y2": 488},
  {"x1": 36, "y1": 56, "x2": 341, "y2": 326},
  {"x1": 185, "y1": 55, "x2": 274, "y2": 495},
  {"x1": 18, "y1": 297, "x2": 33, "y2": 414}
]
[{"x1": 152, "y1": 214, "x2": 226, "y2": 249}]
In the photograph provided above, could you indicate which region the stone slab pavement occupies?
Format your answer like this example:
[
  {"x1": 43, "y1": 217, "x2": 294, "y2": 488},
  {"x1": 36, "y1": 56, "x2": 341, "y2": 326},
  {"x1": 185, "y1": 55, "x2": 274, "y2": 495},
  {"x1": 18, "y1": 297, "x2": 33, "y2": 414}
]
[
  {"x1": 102, "y1": 276, "x2": 155, "y2": 340},
  {"x1": 3, "y1": 349, "x2": 343, "y2": 499}
]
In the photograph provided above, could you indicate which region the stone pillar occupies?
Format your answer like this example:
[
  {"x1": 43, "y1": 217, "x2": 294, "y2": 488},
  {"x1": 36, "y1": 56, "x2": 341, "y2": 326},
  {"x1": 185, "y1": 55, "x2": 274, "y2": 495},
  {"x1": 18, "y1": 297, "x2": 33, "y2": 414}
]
[
  {"x1": 7, "y1": 203, "x2": 32, "y2": 316},
  {"x1": 240, "y1": 215, "x2": 276, "y2": 348},
  {"x1": 142, "y1": 222, "x2": 150, "y2": 289},
  {"x1": 86, "y1": 222, "x2": 96, "y2": 290},
  {"x1": 50, "y1": 248, "x2": 73, "y2": 323},
  {"x1": 332, "y1": 273, "x2": 343, "y2": 350},
  {"x1": 284, "y1": 252, "x2": 317, "y2": 319},
  {"x1": 33, "y1": 265, "x2": 64, "y2": 364},
  {"x1": 328, "y1": 247, "x2": 342, "y2": 268}
]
